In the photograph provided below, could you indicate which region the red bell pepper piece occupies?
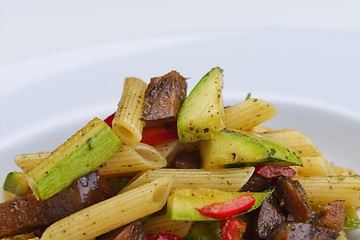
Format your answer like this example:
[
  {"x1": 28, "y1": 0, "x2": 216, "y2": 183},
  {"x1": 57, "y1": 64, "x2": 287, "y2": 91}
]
[
  {"x1": 104, "y1": 113, "x2": 115, "y2": 127},
  {"x1": 255, "y1": 164, "x2": 297, "y2": 179},
  {"x1": 146, "y1": 232, "x2": 182, "y2": 240},
  {"x1": 104, "y1": 113, "x2": 179, "y2": 145},
  {"x1": 196, "y1": 194, "x2": 255, "y2": 219},
  {"x1": 221, "y1": 217, "x2": 247, "y2": 240},
  {"x1": 141, "y1": 122, "x2": 178, "y2": 145}
]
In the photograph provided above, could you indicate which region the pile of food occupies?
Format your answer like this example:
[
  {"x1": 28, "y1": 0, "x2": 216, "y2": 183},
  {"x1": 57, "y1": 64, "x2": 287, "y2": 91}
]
[{"x1": 1, "y1": 67, "x2": 360, "y2": 240}]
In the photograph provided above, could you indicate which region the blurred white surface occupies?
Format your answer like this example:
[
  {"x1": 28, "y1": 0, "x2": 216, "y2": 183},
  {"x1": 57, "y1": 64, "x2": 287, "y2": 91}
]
[{"x1": 1, "y1": 0, "x2": 360, "y2": 63}]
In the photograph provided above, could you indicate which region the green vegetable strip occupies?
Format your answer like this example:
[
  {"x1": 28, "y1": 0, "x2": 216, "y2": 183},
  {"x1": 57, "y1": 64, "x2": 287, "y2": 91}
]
[
  {"x1": 167, "y1": 188, "x2": 272, "y2": 221},
  {"x1": 26, "y1": 117, "x2": 122, "y2": 200}
]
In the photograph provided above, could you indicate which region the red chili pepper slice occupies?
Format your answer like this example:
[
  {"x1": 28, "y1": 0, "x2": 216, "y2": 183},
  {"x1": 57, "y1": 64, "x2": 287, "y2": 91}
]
[
  {"x1": 141, "y1": 122, "x2": 178, "y2": 145},
  {"x1": 196, "y1": 194, "x2": 255, "y2": 219},
  {"x1": 221, "y1": 217, "x2": 247, "y2": 240},
  {"x1": 104, "y1": 113, "x2": 115, "y2": 127},
  {"x1": 255, "y1": 164, "x2": 297, "y2": 179},
  {"x1": 145, "y1": 232, "x2": 182, "y2": 240}
]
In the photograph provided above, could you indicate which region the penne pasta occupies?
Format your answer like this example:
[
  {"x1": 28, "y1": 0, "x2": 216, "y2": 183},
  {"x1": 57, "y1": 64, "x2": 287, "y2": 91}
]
[
  {"x1": 15, "y1": 152, "x2": 48, "y2": 173},
  {"x1": 41, "y1": 178, "x2": 173, "y2": 240},
  {"x1": 153, "y1": 140, "x2": 181, "y2": 166},
  {"x1": 260, "y1": 129, "x2": 322, "y2": 157},
  {"x1": 142, "y1": 214, "x2": 192, "y2": 237},
  {"x1": 16, "y1": 143, "x2": 167, "y2": 177},
  {"x1": 295, "y1": 176, "x2": 360, "y2": 207},
  {"x1": 250, "y1": 125, "x2": 273, "y2": 134},
  {"x1": 332, "y1": 165, "x2": 358, "y2": 176},
  {"x1": 121, "y1": 167, "x2": 255, "y2": 192},
  {"x1": 112, "y1": 77, "x2": 147, "y2": 146},
  {"x1": 98, "y1": 143, "x2": 167, "y2": 176},
  {"x1": 336, "y1": 231, "x2": 347, "y2": 240},
  {"x1": 224, "y1": 98, "x2": 278, "y2": 131},
  {"x1": 295, "y1": 156, "x2": 335, "y2": 176}
]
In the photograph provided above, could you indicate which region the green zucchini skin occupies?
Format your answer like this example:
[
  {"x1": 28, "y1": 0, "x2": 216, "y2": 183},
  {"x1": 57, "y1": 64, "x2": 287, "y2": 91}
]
[
  {"x1": 177, "y1": 67, "x2": 225, "y2": 143},
  {"x1": 167, "y1": 188, "x2": 272, "y2": 221},
  {"x1": 26, "y1": 117, "x2": 122, "y2": 200},
  {"x1": 3, "y1": 172, "x2": 31, "y2": 196},
  {"x1": 200, "y1": 129, "x2": 302, "y2": 169}
]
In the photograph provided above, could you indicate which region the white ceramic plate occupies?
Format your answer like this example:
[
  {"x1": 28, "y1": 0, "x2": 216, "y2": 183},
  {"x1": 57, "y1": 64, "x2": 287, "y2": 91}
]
[{"x1": 1, "y1": 29, "x2": 359, "y2": 238}]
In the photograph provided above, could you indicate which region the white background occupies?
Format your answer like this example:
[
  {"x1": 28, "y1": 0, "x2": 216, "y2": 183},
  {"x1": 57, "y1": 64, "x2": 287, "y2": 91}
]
[{"x1": 1, "y1": 0, "x2": 360, "y2": 63}]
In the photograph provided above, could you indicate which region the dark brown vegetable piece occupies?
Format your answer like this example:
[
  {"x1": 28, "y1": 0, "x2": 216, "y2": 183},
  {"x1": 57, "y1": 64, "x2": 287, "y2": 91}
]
[
  {"x1": 141, "y1": 70, "x2": 187, "y2": 123},
  {"x1": 275, "y1": 176, "x2": 314, "y2": 222},
  {"x1": 171, "y1": 151, "x2": 201, "y2": 169},
  {"x1": 240, "y1": 172, "x2": 275, "y2": 192},
  {"x1": 268, "y1": 221, "x2": 339, "y2": 240},
  {"x1": 256, "y1": 195, "x2": 286, "y2": 239},
  {"x1": 97, "y1": 220, "x2": 145, "y2": 240},
  {"x1": 0, "y1": 171, "x2": 114, "y2": 238},
  {"x1": 314, "y1": 200, "x2": 345, "y2": 232}
]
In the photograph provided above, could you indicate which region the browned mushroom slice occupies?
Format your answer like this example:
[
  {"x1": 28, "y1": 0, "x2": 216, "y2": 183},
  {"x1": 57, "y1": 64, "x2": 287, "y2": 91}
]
[
  {"x1": 256, "y1": 195, "x2": 286, "y2": 239},
  {"x1": 269, "y1": 221, "x2": 339, "y2": 240},
  {"x1": 142, "y1": 70, "x2": 187, "y2": 123},
  {"x1": 275, "y1": 176, "x2": 314, "y2": 222},
  {"x1": 314, "y1": 200, "x2": 345, "y2": 232},
  {"x1": 0, "y1": 171, "x2": 114, "y2": 238},
  {"x1": 171, "y1": 151, "x2": 201, "y2": 169}
]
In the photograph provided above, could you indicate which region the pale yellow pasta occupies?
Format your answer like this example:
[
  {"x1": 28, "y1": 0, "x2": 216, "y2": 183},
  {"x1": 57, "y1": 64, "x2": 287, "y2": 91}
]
[
  {"x1": 98, "y1": 143, "x2": 167, "y2": 176},
  {"x1": 16, "y1": 143, "x2": 167, "y2": 177},
  {"x1": 337, "y1": 231, "x2": 347, "y2": 240},
  {"x1": 224, "y1": 98, "x2": 278, "y2": 131},
  {"x1": 15, "y1": 152, "x2": 48, "y2": 173},
  {"x1": 295, "y1": 176, "x2": 360, "y2": 207},
  {"x1": 41, "y1": 178, "x2": 173, "y2": 240},
  {"x1": 250, "y1": 125, "x2": 273, "y2": 134},
  {"x1": 295, "y1": 156, "x2": 335, "y2": 176},
  {"x1": 142, "y1": 214, "x2": 192, "y2": 237},
  {"x1": 112, "y1": 77, "x2": 147, "y2": 146},
  {"x1": 121, "y1": 167, "x2": 254, "y2": 192},
  {"x1": 332, "y1": 165, "x2": 358, "y2": 176},
  {"x1": 260, "y1": 129, "x2": 322, "y2": 157},
  {"x1": 153, "y1": 140, "x2": 181, "y2": 165}
]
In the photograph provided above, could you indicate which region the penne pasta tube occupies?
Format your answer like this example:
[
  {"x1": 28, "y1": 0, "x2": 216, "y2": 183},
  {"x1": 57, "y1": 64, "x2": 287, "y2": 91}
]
[
  {"x1": 41, "y1": 177, "x2": 173, "y2": 240},
  {"x1": 295, "y1": 176, "x2": 360, "y2": 207},
  {"x1": 260, "y1": 129, "x2": 322, "y2": 157},
  {"x1": 295, "y1": 156, "x2": 335, "y2": 176},
  {"x1": 121, "y1": 167, "x2": 255, "y2": 192},
  {"x1": 112, "y1": 77, "x2": 147, "y2": 146},
  {"x1": 16, "y1": 143, "x2": 167, "y2": 177},
  {"x1": 224, "y1": 98, "x2": 278, "y2": 131},
  {"x1": 98, "y1": 143, "x2": 167, "y2": 176},
  {"x1": 250, "y1": 125, "x2": 273, "y2": 134},
  {"x1": 332, "y1": 165, "x2": 358, "y2": 176},
  {"x1": 153, "y1": 140, "x2": 181, "y2": 165},
  {"x1": 15, "y1": 152, "x2": 48, "y2": 173},
  {"x1": 142, "y1": 214, "x2": 192, "y2": 237},
  {"x1": 336, "y1": 231, "x2": 347, "y2": 240}
]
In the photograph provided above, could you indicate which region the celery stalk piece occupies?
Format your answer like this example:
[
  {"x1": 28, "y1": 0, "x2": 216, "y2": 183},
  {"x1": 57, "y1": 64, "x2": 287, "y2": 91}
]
[{"x1": 26, "y1": 117, "x2": 122, "y2": 200}]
